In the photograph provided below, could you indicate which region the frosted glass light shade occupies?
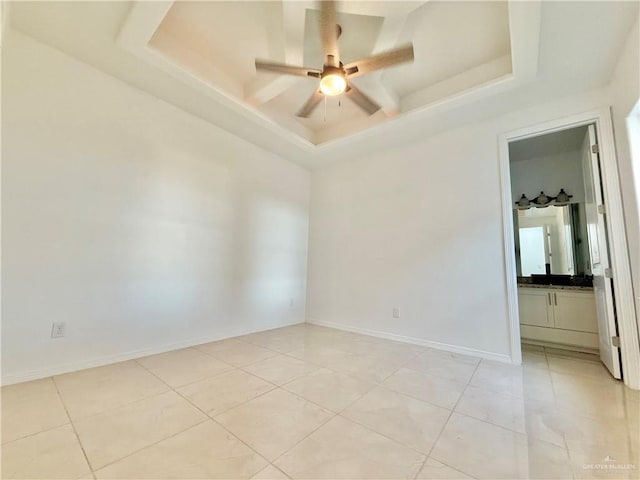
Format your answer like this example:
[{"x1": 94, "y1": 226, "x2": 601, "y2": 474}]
[{"x1": 320, "y1": 74, "x2": 347, "y2": 96}]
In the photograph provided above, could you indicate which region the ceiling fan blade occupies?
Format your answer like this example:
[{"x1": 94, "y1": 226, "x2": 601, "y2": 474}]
[
  {"x1": 319, "y1": 0, "x2": 340, "y2": 67},
  {"x1": 344, "y1": 44, "x2": 414, "y2": 78},
  {"x1": 346, "y1": 84, "x2": 381, "y2": 115},
  {"x1": 255, "y1": 60, "x2": 322, "y2": 78},
  {"x1": 296, "y1": 90, "x2": 324, "y2": 118}
]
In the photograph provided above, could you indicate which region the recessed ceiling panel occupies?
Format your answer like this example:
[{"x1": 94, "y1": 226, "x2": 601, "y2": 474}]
[
  {"x1": 383, "y1": 1, "x2": 511, "y2": 96},
  {"x1": 146, "y1": 1, "x2": 513, "y2": 144}
]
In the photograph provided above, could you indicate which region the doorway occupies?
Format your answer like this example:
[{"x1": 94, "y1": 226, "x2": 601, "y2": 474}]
[
  {"x1": 498, "y1": 109, "x2": 639, "y2": 389},
  {"x1": 509, "y1": 124, "x2": 621, "y2": 378}
]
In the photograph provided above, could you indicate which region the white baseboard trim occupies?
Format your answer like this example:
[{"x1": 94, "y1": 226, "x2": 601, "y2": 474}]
[
  {"x1": 306, "y1": 318, "x2": 512, "y2": 364},
  {"x1": 1, "y1": 321, "x2": 304, "y2": 386}
]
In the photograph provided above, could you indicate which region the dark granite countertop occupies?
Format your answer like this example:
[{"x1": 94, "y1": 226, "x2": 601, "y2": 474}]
[{"x1": 517, "y1": 283, "x2": 594, "y2": 291}]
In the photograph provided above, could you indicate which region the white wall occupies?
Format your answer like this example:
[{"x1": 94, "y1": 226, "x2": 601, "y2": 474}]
[
  {"x1": 1, "y1": 32, "x2": 310, "y2": 384},
  {"x1": 509, "y1": 150, "x2": 584, "y2": 205},
  {"x1": 607, "y1": 20, "x2": 639, "y2": 309},
  {"x1": 306, "y1": 90, "x2": 614, "y2": 360}
]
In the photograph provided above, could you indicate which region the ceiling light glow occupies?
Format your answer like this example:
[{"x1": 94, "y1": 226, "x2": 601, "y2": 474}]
[{"x1": 320, "y1": 73, "x2": 347, "y2": 96}]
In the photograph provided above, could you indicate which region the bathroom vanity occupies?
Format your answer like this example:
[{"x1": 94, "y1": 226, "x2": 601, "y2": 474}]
[{"x1": 518, "y1": 284, "x2": 597, "y2": 350}]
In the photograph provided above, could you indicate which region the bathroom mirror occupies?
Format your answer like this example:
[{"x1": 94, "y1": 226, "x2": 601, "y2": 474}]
[{"x1": 513, "y1": 204, "x2": 589, "y2": 277}]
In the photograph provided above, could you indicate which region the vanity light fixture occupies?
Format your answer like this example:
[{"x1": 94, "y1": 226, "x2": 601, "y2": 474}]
[
  {"x1": 516, "y1": 194, "x2": 531, "y2": 209},
  {"x1": 533, "y1": 191, "x2": 551, "y2": 207},
  {"x1": 554, "y1": 188, "x2": 573, "y2": 205},
  {"x1": 515, "y1": 189, "x2": 572, "y2": 209}
]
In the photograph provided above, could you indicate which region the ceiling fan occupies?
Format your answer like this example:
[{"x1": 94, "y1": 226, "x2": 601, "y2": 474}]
[{"x1": 254, "y1": 1, "x2": 414, "y2": 118}]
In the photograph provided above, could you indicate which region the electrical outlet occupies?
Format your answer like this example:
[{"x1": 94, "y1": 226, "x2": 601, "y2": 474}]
[
  {"x1": 392, "y1": 307, "x2": 400, "y2": 319},
  {"x1": 289, "y1": 298, "x2": 294, "y2": 308},
  {"x1": 51, "y1": 322, "x2": 66, "y2": 338}
]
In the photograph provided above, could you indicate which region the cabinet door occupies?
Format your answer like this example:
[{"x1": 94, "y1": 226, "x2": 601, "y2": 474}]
[
  {"x1": 553, "y1": 291, "x2": 598, "y2": 333},
  {"x1": 518, "y1": 289, "x2": 553, "y2": 327}
]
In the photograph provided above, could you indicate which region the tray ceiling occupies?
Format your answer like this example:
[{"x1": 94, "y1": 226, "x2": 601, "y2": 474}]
[
  {"x1": 8, "y1": 1, "x2": 637, "y2": 167},
  {"x1": 127, "y1": 1, "x2": 518, "y2": 145}
]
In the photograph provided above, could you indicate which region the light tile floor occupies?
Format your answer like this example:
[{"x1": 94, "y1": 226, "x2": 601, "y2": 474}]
[{"x1": 2, "y1": 324, "x2": 638, "y2": 479}]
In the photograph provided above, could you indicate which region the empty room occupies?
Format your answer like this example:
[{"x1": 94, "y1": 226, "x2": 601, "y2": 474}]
[{"x1": 2, "y1": 1, "x2": 639, "y2": 479}]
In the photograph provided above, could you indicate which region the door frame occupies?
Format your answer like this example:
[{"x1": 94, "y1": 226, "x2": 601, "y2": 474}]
[{"x1": 498, "y1": 107, "x2": 640, "y2": 390}]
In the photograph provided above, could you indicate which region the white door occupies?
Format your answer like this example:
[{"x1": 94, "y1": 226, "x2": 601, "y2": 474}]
[{"x1": 581, "y1": 124, "x2": 621, "y2": 378}]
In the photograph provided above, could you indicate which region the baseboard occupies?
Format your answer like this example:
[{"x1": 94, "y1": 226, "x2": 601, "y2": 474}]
[
  {"x1": 306, "y1": 318, "x2": 512, "y2": 364},
  {"x1": 1, "y1": 321, "x2": 304, "y2": 386}
]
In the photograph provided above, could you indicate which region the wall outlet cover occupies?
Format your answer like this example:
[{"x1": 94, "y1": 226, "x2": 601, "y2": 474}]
[{"x1": 51, "y1": 322, "x2": 66, "y2": 338}]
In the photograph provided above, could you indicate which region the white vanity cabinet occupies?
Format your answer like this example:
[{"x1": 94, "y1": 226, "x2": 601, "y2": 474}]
[
  {"x1": 518, "y1": 286, "x2": 598, "y2": 349},
  {"x1": 518, "y1": 289, "x2": 554, "y2": 328}
]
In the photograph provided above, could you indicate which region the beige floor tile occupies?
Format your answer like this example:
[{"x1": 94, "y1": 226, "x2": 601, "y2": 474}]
[
  {"x1": 54, "y1": 361, "x2": 169, "y2": 420},
  {"x1": 405, "y1": 350, "x2": 480, "y2": 383},
  {"x1": 195, "y1": 339, "x2": 278, "y2": 367},
  {"x1": 215, "y1": 388, "x2": 333, "y2": 461},
  {"x1": 136, "y1": 347, "x2": 233, "y2": 387},
  {"x1": 551, "y1": 372, "x2": 633, "y2": 420},
  {"x1": 239, "y1": 330, "x2": 306, "y2": 354},
  {"x1": 417, "y1": 458, "x2": 474, "y2": 479},
  {"x1": 282, "y1": 368, "x2": 374, "y2": 412},
  {"x1": 470, "y1": 360, "x2": 555, "y2": 403},
  {"x1": 1, "y1": 377, "x2": 69, "y2": 443},
  {"x1": 4, "y1": 326, "x2": 631, "y2": 480},
  {"x1": 522, "y1": 402, "x2": 568, "y2": 449},
  {"x1": 560, "y1": 412, "x2": 639, "y2": 465},
  {"x1": 382, "y1": 367, "x2": 467, "y2": 409},
  {"x1": 456, "y1": 385, "x2": 565, "y2": 448},
  {"x1": 1, "y1": 425, "x2": 91, "y2": 479},
  {"x1": 522, "y1": 351, "x2": 549, "y2": 370},
  {"x1": 624, "y1": 385, "x2": 640, "y2": 404},
  {"x1": 73, "y1": 390, "x2": 207, "y2": 469},
  {"x1": 243, "y1": 354, "x2": 322, "y2": 386},
  {"x1": 547, "y1": 355, "x2": 613, "y2": 381},
  {"x1": 431, "y1": 413, "x2": 573, "y2": 479},
  {"x1": 274, "y1": 415, "x2": 425, "y2": 479},
  {"x1": 94, "y1": 420, "x2": 267, "y2": 479},
  {"x1": 177, "y1": 369, "x2": 275, "y2": 416},
  {"x1": 342, "y1": 386, "x2": 450, "y2": 454},
  {"x1": 287, "y1": 344, "x2": 352, "y2": 367},
  {"x1": 455, "y1": 385, "x2": 527, "y2": 432},
  {"x1": 328, "y1": 351, "x2": 408, "y2": 384},
  {"x1": 345, "y1": 338, "x2": 421, "y2": 362},
  {"x1": 454, "y1": 385, "x2": 565, "y2": 447},
  {"x1": 251, "y1": 464, "x2": 290, "y2": 479}
]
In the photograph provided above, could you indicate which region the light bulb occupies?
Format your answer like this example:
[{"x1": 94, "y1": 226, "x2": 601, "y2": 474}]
[{"x1": 320, "y1": 73, "x2": 347, "y2": 96}]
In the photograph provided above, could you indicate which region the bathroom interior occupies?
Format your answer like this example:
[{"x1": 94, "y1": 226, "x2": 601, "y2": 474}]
[{"x1": 509, "y1": 124, "x2": 616, "y2": 371}]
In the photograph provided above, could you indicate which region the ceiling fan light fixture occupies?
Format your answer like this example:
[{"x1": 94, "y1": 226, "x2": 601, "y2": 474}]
[{"x1": 320, "y1": 70, "x2": 346, "y2": 96}]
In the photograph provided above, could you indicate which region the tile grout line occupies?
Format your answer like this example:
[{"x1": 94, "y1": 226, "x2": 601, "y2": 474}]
[
  {"x1": 7, "y1": 326, "x2": 624, "y2": 480},
  {"x1": 64, "y1": 357, "x2": 214, "y2": 474},
  {"x1": 268, "y1": 345, "x2": 434, "y2": 472},
  {"x1": 129, "y1": 329, "x2": 404, "y2": 477},
  {"x1": 547, "y1": 355, "x2": 579, "y2": 480},
  {"x1": 0, "y1": 343, "x2": 480, "y2": 474},
  {"x1": 0, "y1": 419, "x2": 70, "y2": 446},
  {"x1": 91, "y1": 418, "x2": 212, "y2": 475},
  {"x1": 50, "y1": 376, "x2": 96, "y2": 480},
  {"x1": 410, "y1": 358, "x2": 484, "y2": 480},
  {"x1": 48, "y1": 361, "x2": 175, "y2": 425},
  {"x1": 263, "y1": 337, "x2": 427, "y2": 470},
  {"x1": 95, "y1": 360, "x2": 275, "y2": 477}
]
